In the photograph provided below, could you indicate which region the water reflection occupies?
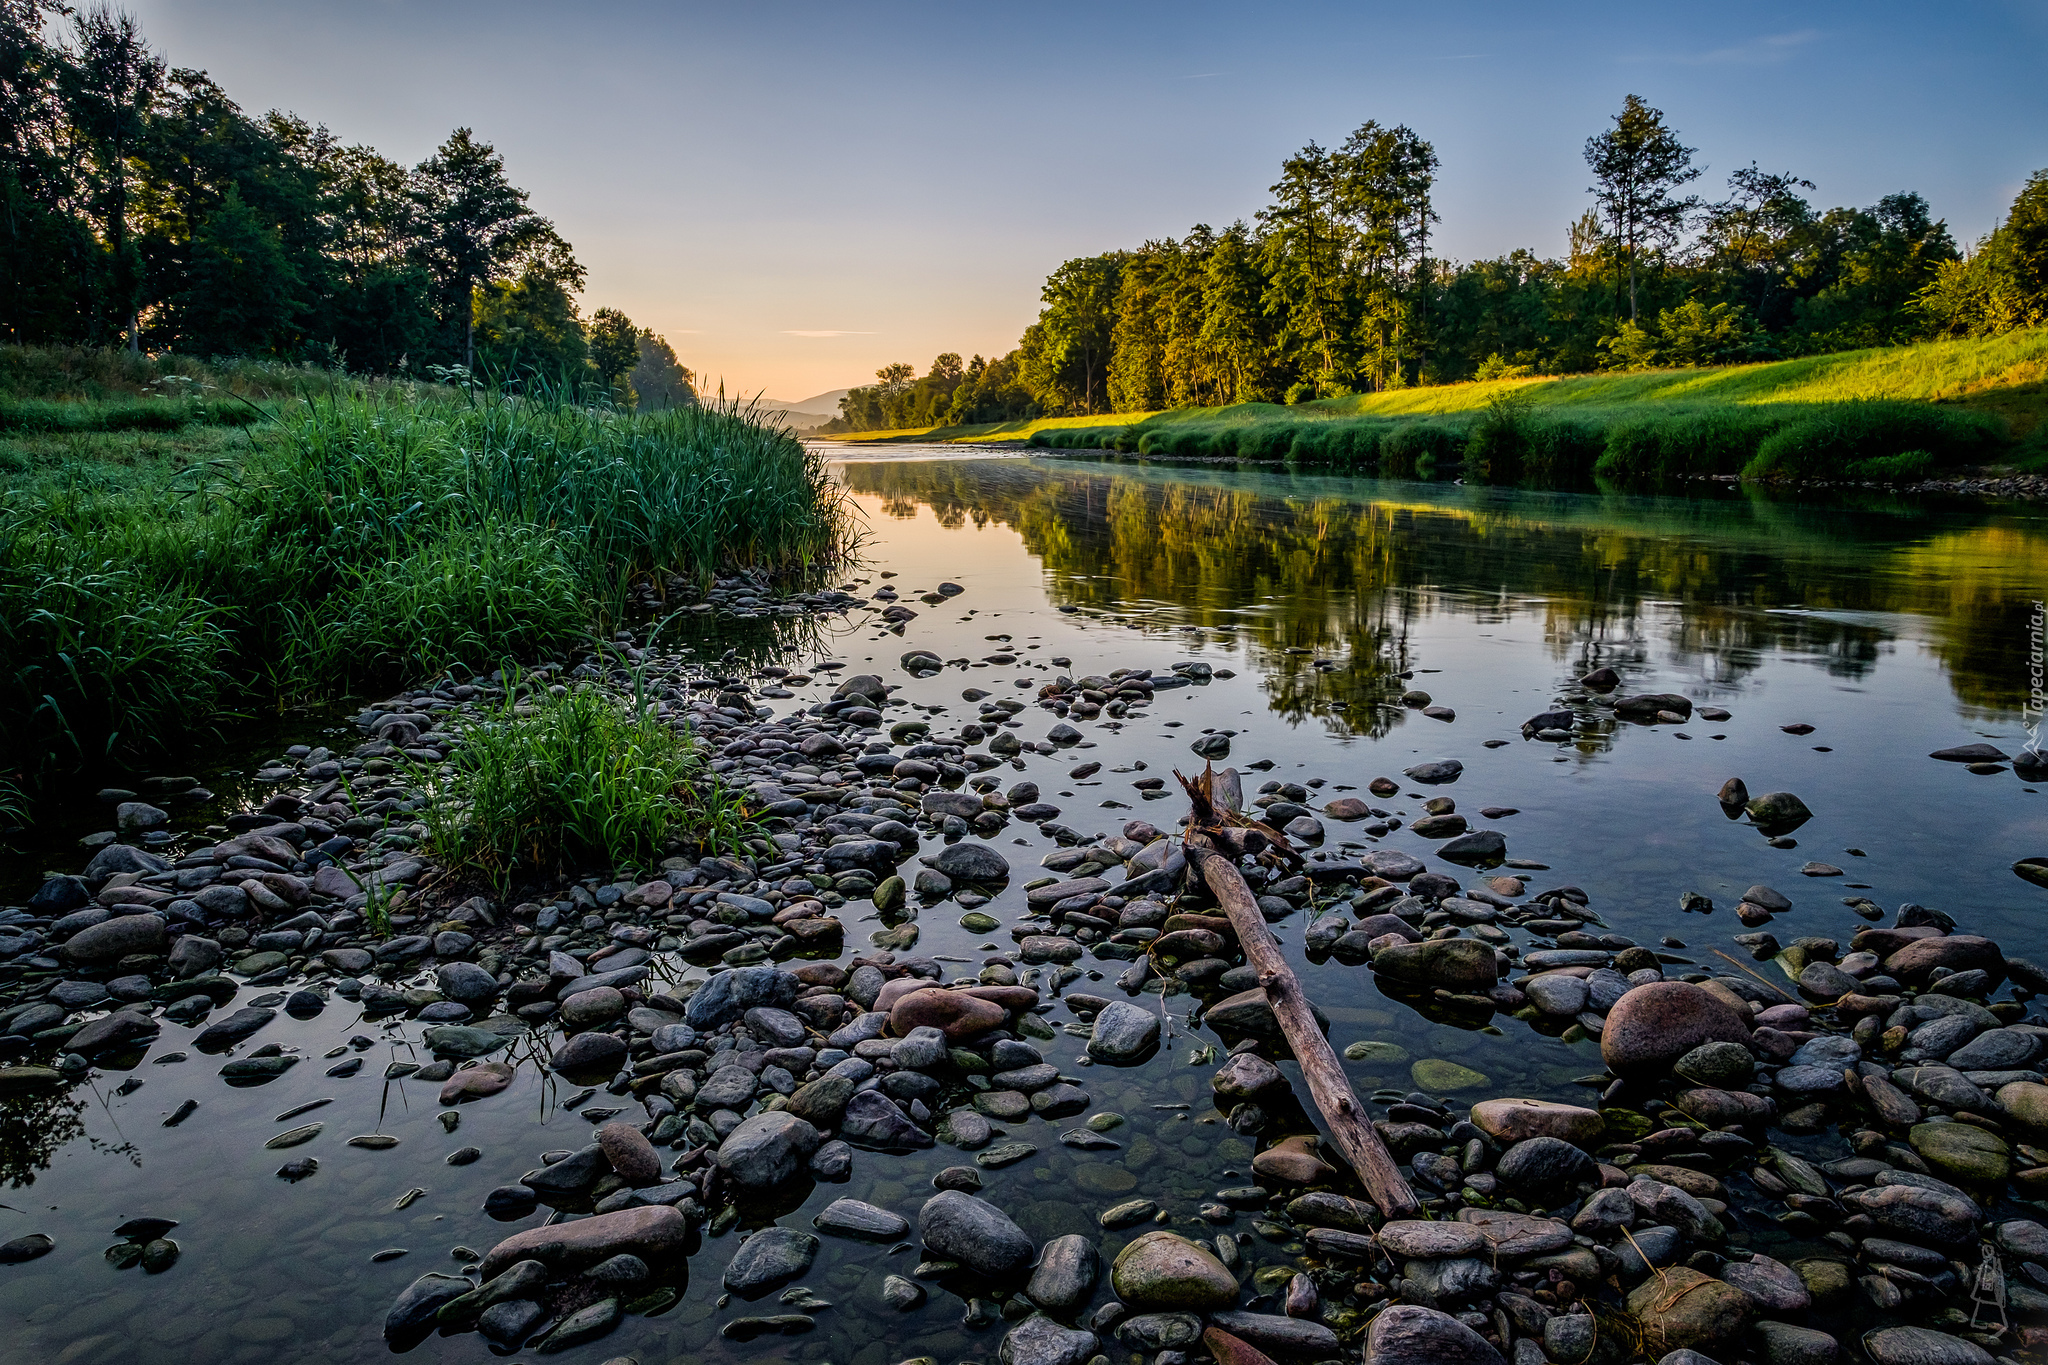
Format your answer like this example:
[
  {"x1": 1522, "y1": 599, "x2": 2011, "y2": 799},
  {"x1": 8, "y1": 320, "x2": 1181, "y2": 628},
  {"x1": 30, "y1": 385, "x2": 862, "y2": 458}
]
[{"x1": 838, "y1": 457, "x2": 2047, "y2": 715}]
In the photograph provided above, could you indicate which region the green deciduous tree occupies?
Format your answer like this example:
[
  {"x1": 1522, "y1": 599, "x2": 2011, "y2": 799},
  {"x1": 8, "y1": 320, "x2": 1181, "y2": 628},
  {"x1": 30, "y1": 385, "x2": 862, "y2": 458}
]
[
  {"x1": 587, "y1": 306, "x2": 640, "y2": 397},
  {"x1": 1584, "y1": 94, "x2": 1701, "y2": 324},
  {"x1": 630, "y1": 330, "x2": 695, "y2": 409},
  {"x1": 60, "y1": 5, "x2": 165, "y2": 348},
  {"x1": 413, "y1": 128, "x2": 579, "y2": 368}
]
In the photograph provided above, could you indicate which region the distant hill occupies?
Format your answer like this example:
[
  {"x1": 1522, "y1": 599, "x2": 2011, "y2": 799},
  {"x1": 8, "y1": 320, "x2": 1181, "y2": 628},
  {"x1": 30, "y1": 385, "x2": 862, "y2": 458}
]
[
  {"x1": 761, "y1": 389, "x2": 848, "y2": 417},
  {"x1": 748, "y1": 388, "x2": 849, "y2": 433}
]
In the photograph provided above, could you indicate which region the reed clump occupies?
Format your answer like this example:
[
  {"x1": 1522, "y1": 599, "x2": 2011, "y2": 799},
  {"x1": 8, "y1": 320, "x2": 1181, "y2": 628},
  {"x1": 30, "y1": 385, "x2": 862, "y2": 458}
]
[
  {"x1": 1, "y1": 387, "x2": 854, "y2": 780},
  {"x1": 411, "y1": 681, "x2": 751, "y2": 892}
]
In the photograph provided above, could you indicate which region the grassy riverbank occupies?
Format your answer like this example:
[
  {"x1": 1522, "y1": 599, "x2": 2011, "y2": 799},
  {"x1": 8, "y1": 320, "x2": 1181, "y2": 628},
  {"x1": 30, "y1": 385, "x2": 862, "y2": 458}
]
[
  {"x1": 1, "y1": 349, "x2": 853, "y2": 783},
  {"x1": 819, "y1": 330, "x2": 2048, "y2": 481}
]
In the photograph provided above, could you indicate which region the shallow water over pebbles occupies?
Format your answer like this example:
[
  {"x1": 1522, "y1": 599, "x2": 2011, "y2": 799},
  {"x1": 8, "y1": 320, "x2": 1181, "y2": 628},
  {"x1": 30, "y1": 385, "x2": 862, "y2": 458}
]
[{"x1": 0, "y1": 455, "x2": 2044, "y2": 1364}]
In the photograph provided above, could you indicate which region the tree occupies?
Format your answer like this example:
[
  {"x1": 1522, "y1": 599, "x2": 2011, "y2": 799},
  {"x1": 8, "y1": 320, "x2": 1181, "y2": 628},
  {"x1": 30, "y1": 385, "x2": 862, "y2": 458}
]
[
  {"x1": 1584, "y1": 94, "x2": 1701, "y2": 324},
  {"x1": 1699, "y1": 164, "x2": 1814, "y2": 330},
  {"x1": 0, "y1": 0, "x2": 92, "y2": 342},
  {"x1": 586, "y1": 307, "x2": 640, "y2": 396},
  {"x1": 1024, "y1": 256, "x2": 1121, "y2": 412},
  {"x1": 412, "y1": 128, "x2": 578, "y2": 367},
  {"x1": 1259, "y1": 142, "x2": 1347, "y2": 393},
  {"x1": 471, "y1": 270, "x2": 586, "y2": 382},
  {"x1": 630, "y1": 330, "x2": 695, "y2": 409},
  {"x1": 60, "y1": 5, "x2": 164, "y2": 348},
  {"x1": 1333, "y1": 122, "x2": 1439, "y2": 389},
  {"x1": 177, "y1": 186, "x2": 299, "y2": 355}
]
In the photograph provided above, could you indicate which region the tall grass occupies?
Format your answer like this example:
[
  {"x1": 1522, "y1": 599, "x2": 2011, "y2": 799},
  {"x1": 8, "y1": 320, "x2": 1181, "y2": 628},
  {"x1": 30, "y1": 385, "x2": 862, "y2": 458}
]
[
  {"x1": 0, "y1": 386, "x2": 854, "y2": 779},
  {"x1": 1034, "y1": 395, "x2": 2014, "y2": 486},
  {"x1": 413, "y1": 682, "x2": 752, "y2": 890}
]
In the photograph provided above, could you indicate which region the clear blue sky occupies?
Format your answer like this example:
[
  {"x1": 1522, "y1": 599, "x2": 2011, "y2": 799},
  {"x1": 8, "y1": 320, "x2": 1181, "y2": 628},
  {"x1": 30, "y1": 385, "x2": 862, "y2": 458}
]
[{"x1": 118, "y1": 0, "x2": 2048, "y2": 399}]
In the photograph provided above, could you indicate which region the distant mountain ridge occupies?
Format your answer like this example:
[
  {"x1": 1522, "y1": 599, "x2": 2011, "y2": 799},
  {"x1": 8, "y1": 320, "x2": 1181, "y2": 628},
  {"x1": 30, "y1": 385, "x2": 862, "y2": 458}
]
[{"x1": 759, "y1": 388, "x2": 848, "y2": 417}]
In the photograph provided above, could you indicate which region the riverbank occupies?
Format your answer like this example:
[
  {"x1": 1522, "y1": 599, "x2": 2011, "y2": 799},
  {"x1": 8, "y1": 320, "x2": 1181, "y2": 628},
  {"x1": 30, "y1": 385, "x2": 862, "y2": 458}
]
[
  {"x1": 1, "y1": 381, "x2": 855, "y2": 787},
  {"x1": 816, "y1": 331, "x2": 2048, "y2": 494}
]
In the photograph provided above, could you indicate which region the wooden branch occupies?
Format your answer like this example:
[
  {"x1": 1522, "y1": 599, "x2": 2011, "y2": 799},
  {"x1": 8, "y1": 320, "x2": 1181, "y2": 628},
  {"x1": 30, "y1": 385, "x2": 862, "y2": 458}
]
[{"x1": 1183, "y1": 829, "x2": 1420, "y2": 1220}]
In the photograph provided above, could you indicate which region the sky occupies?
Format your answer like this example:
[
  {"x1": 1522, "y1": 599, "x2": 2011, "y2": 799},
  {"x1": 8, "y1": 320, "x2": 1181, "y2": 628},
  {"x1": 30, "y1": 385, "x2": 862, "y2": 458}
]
[{"x1": 115, "y1": 0, "x2": 2048, "y2": 401}]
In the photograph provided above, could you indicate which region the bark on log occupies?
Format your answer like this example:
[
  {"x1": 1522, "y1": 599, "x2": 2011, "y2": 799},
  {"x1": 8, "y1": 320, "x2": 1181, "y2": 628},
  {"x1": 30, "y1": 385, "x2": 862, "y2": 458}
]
[{"x1": 1183, "y1": 827, "x2": 1420, "y2": 1220}]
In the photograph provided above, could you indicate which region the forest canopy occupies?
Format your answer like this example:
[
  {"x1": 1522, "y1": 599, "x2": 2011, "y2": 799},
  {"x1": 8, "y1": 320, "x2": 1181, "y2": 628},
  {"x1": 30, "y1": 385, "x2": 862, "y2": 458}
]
[
  {"x1": 0, "y1": 0, "x2": 694, "y2": 405},
  {"x1": 830, "y1": 96, "x2": 2048, "y2": 430}
]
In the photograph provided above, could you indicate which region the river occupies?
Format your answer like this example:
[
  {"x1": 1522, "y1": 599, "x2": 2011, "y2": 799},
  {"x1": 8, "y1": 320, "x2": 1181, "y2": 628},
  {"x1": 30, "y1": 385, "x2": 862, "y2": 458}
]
[{"x1": 0, "y1": 451, "x2": 2042, "y2": 1364}]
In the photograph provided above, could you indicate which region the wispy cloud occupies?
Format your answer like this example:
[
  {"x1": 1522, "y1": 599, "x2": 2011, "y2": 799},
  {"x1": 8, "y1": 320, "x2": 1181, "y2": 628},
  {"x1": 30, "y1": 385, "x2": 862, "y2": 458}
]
[
  {"x1": 1181, "y1": 71, "x2": 1227, "y2": 79},
  {"x1": 1661, "y1": 29, "x2": 1820, "y2": 65},
  {"x1": 782, "y1": 329, "x2": 874, "y2": 337},
  {"x1": 1432, "y1": 53, "x2": 1489, "y2": 60}
]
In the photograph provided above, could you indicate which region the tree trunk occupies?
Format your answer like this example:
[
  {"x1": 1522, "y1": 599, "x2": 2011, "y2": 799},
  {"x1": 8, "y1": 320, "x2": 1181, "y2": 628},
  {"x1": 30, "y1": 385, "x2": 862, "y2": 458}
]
[{"x1": 1174, "y1": 784, "x2": 1420, "y2": 1220}]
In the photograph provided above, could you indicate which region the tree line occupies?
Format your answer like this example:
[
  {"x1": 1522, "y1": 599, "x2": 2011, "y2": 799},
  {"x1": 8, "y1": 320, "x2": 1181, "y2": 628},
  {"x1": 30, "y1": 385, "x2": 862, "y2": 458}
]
[
  {"x1": 830, "y1": 95, "x2": 2048, "y2": 428},
  {"x1": 0, "y1": 2, "x2": 694, "y2": 404}
]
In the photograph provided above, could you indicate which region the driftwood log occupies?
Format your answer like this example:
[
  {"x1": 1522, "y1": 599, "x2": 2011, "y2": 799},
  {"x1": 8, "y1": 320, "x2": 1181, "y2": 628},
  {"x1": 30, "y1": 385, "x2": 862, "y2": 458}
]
[{"x1": 1178, "y1": 766, "x2": 1421, "y2": 1221}]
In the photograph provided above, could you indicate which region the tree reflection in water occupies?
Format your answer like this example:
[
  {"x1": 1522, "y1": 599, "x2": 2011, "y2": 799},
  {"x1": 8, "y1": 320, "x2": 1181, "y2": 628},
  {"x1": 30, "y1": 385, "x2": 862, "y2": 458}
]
[{"x1": 837, "y1": 457, "x2": 2043, "y2": 720}]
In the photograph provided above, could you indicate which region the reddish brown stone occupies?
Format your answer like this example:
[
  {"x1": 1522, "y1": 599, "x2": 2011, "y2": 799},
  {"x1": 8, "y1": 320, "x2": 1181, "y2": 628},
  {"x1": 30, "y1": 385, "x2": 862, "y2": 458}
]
[
  {"x1": 889, "y1": 988, "x2": 1006, "y2": 1040},
  {"x1": 439, "y1": 1061, "x2": 515, "y2": 1105},
  {"x1": 1206, "y1": 1326, "x2": 1281, "y2": 1365},
  {"x1": 1600, "y1": 981, "x2": 1752, "y2": 1078},
  {"x1": 478, "y1": 1205, "x2": 688, "y2": 1277},
  {"x1": 1883, "y1": 935, "x2": 2006, "y2": 987}
]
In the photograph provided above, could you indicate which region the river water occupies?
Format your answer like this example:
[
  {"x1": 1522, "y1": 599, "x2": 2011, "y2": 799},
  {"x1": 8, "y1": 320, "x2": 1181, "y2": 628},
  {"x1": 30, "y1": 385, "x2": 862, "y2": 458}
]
[{"x1": 0, "y1": 452, "x2": 2043, "y2": 1364}]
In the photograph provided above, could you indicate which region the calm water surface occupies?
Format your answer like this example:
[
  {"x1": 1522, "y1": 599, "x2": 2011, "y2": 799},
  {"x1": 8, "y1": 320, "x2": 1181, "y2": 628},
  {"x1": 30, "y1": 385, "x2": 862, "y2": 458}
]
[{"x1": 1, "y1": 454, "x2": 2043, "y2": 1365}]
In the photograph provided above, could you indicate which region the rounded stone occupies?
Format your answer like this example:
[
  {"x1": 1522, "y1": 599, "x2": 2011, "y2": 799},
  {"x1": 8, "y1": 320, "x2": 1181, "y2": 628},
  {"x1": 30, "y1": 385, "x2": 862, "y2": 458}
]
[
  {"x1": 890, "y1": 987, "x2": 1006, "y2": 1040},
  {"x1": 1469, "y1": 1098, "x2": 1604, "y2": 1148},
  {"x1": 1375, "y1": 1220, "x2": 1487, "y2": 1260},
  {"x1": 1110, "y1": 1230, "x2": 1238, "y2": 1311},
  {"x1": 1908, "y1": 1121, "x2": 2010, "y2": 1184},
  {"x1": 1601, "y1": 982, "x2": 1751, "y2": 1079},
  {"x1": 1026, "y1": 1233, "x2": 1101, "y2": 1313},
  {"x1": 550, "y1": 1032, "x2": 627, "y2": 1075},
  {"x1": 62, "y1": 914, "x2": 167, "y2": 964},
  {"x1": 596, "y1": 1122, "x2": 663, "y2": 1184},
  {"x1": 1364, "y1": 1305, "x2": 1506, "y2": 1365},
  {"x1": 919, "y1": 1190, "x2": 1034, "y2": 1278},
  {"x1": 1674, "y1": 1040, "x2": 1755, "y2": 1088},
  {"x1": 1861, "y1": 1327, "x2": 1994, "y2": 1365},
  {"x1": 1411, "y1": 1059, "x2": 1489, "y2": 1092},
  {"x1": 1624, "y1": 1267, "x2": 1751, "y2": 1355}
]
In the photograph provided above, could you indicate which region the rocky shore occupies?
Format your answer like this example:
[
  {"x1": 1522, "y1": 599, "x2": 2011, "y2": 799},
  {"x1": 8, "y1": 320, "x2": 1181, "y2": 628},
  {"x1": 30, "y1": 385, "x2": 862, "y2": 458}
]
[{"x1": 1, "y1": 596, "x2": 2044, "y2": 1365}]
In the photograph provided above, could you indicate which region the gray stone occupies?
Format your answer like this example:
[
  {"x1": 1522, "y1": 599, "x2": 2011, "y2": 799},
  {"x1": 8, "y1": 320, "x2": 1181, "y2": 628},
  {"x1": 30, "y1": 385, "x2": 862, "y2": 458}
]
[
  {"x1": 925, "y1": 843, "x2": 1011, "y2": 882},
  {"x1": 919, "y1": 1190, "x2": 1034, "y2": 1277},
  {"x1": 1524, "y1": 974, "x2": 1589, "y2": 1016},
  {"x1": 1401, "y1": 1256, "x2": 1500, "y2": 1306},
  {"x1": 1860, "y1": 1327, "x2": 1993, "y2": 1365},
  {"x1": 1364, "y1": 1306, "x2": 1505, "y2": 1365},
  {"x1": 1947, "y1": 1028, "x2": 2039, "y2": 1071},
  {"x1": 62, "y1": 913, "x2": 166, "y2": 963},
  {"x1": 1756, "y1": 1323, "x2": 1838, "y2": 1365},
  {"x1": 813, "y1": 1198, "x2": 908, "y2": 1240},
  {"x1": 1376, "y1": 1220, "x2": 1486, "y2": 1259},
  {"x1": 1001, "y1": 1313, "x2": 1098, "y2": 1365},
  {"x1": 1026, "y1": 1233, "x2": 1100, "y2": 1313},
  {"x1": 716, "y1": 1112, "x2": 823, "y2": 1190},
  {"x1": 436, "y1": 961, "x2": 499, "y2": 1004},
  {"x1": 723, "y1": 1226, "x2": 818, "y2": 1297},
  {"x1": 685, "y1": 966, "x2": 801, "y2": 1029},
  {"x1": 840, "y1": 1089, "x2": 933, "y2": 1151},
  {"x1": 1496, "y1": 1136, "x2": 1596, "y2": 1197},
  {"x1": 1208, "y1": 1311, "x2": 1343, "y2": 1357},
  {"x1": 384, "y1": 1273, "x2": 472, "y2": 1339},
  {"x1": 1085, "y1": 1000, "x2": 1160, "y2": 1064}
]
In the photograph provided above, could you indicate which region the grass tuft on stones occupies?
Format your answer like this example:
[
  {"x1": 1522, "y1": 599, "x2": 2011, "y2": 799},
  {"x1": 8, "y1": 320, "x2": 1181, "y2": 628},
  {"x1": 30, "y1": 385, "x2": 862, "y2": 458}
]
[{"x1": 413, "y1": 681, "x2": 753, "y2": 891}]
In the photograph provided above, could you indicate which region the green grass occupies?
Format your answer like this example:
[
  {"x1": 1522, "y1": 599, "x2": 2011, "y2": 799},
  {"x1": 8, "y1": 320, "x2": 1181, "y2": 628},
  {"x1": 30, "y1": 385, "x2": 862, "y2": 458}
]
[
  {"x1": 413, "y1": 680, "x2": 752, "y2": 891},
  {"x1": 1, "y1": 364, "x2": 855, "y2": 781},
  {"x1": 1019, "y1": 330, "x2": 2047, "y2": 483}
]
